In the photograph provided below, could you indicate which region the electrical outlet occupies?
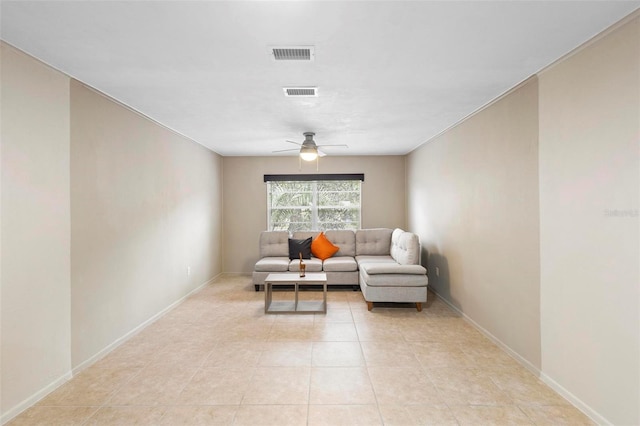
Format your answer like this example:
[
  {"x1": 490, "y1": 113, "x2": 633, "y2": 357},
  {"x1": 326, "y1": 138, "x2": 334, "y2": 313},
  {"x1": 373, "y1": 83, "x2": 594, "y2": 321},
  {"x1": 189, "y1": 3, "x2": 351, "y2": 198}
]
[
  {"x1": 187, "y1": 266, "x2": 191, "y2": 276},
  {"x1": 435, "y1": 266, "x2": 440, "y2": 277}
]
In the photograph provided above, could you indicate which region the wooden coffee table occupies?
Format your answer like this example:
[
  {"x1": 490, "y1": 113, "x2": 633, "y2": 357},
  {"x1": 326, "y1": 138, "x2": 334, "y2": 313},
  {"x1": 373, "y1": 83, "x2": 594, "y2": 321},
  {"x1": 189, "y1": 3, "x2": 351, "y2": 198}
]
[{"x1": 264, "y1": 273, "x2": 327, "y2": 314}]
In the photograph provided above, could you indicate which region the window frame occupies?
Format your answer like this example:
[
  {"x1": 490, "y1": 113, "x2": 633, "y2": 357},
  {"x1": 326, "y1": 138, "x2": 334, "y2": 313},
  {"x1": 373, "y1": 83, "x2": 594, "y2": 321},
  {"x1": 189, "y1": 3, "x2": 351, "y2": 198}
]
[{"x1": 265, "y1": 174, "x2": 364, "y2": 232}]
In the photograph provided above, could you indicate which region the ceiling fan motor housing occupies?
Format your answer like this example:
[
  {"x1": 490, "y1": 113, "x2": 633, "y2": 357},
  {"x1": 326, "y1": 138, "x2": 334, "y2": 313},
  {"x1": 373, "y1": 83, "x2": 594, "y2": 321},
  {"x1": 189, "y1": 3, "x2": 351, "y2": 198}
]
[
  {"x1": 300, "y1": 132, "x2": 319, "y2": 161},
  {"x1": 302, "y1": 132, "x2": 317, "y2": 148}
]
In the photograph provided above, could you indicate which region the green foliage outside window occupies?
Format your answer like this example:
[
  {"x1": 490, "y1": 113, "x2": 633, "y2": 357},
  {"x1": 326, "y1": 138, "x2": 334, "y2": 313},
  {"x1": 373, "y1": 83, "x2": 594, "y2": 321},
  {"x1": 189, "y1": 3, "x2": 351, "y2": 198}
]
[{"x1": 267, "y1": 180, "x2": 361, "y2": 231}]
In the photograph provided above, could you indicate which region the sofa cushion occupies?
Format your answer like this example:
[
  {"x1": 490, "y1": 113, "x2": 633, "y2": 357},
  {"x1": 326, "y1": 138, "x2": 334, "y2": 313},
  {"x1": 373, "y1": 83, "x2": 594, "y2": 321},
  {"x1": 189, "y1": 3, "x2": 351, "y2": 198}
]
[
  {"x1": 292, "y1": 231, "x2": 318, "y2": 241},
  {"x1": 254, "y1": 257, "x2": 290, "y2": 272},
  {"x1": 360, "y1": 263, "x2": 426, "y2": 275},
  {"x1": 390, "y1": 229, "x2": 421, "y2": 265},
  {"x1": 325, "y1": 230, "x2": 356, "y2": 257},
  {"x1": 260, "y1": 231, "x2": 289, "y2": 257},
  {"x1": 289, "y1": 258, "x2": 323, "y2": 272},
  {"x1": 355, "y1": 255, "x2": 395, "y2": 266},
  {"x1": 360, "y1": 268, "x2": 428, "y2": 287},
  {"x1": 289, "y1": 237, "x2": 312, "y2": 260},
  {"x1": 311, "y1": 232, "x2": 340, "y2": 260},
  {"x1": 356, "y1": 228, "x2": 393, "y2": 256},
  {"x1": 323, "y1": 256, "x2": 358, "y2": 272}
]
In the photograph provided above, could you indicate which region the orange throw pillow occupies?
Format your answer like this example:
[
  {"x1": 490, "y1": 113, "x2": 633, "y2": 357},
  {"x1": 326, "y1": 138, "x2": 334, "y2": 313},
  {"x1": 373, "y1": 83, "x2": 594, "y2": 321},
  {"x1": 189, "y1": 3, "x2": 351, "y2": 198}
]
[{"x1": 311, "y1": 232, "x2": 340, "y2": 260}]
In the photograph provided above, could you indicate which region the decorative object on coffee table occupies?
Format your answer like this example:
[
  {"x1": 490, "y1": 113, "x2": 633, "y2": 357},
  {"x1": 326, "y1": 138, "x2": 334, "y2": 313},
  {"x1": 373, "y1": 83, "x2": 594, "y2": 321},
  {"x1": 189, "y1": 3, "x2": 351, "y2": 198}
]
[{"x1": 299, "y1": 252, "x2": 306, "y2": 277}]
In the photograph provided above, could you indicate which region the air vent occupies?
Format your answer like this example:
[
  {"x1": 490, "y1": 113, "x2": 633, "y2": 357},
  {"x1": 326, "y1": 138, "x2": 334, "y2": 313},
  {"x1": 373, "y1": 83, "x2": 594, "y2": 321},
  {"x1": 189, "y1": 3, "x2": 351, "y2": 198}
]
[
  {"x1": 270, "y1": 46, "x2": 314, "y2": 61},
  {"x1": 283, "y1": 87, "x2": 318, "y2": 97}
]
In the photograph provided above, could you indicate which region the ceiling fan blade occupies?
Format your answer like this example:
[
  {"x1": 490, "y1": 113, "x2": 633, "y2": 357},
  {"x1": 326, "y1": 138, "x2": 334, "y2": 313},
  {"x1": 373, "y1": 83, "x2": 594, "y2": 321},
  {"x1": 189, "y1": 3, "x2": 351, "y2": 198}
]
[
  {"x1": 318, "y1": 149, "x2": 327, "y2": 157},
  {"x1": 285, "y1": 140, "x2": 302, "y2": 146},
  {"x1": 272, "y1": 148, "x2": 300, "y2": 153},
  {"x1": 317, "y1": 144, "x2": 348, "y2": 148}
]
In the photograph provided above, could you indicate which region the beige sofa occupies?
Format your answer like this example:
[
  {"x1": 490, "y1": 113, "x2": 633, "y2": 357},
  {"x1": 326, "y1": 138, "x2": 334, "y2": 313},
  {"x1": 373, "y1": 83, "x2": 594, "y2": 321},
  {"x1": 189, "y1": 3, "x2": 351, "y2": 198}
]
[
  {"x1": 253, "y1": 229, "x2": 359, "y2": 290},
  {"x1": 253, "y1": 228, "x2": 429, "y2": 311}
]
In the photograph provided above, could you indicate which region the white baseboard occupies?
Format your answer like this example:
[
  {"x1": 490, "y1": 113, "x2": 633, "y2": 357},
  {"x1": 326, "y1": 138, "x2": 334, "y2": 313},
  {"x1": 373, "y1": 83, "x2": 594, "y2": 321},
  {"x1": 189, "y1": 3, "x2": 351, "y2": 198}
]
[
  {"x1": 539, "y1": 372, "x2": 611, "y2": 426},
  {"x1": 431, "y1": 290, "x2": 608, "y2": 426},
  {"x1": 1, "y1": 371, "x2": 72, "y2": 425},
  {"x1": 1, "y1": 273, "x2": 221, "y2": 425},
  {"x1": 72, "y1": 274, "x2": 220, "y2": 375},
  {"x1": 431, "y1": 290, "x2": 541, "y2": 375}
]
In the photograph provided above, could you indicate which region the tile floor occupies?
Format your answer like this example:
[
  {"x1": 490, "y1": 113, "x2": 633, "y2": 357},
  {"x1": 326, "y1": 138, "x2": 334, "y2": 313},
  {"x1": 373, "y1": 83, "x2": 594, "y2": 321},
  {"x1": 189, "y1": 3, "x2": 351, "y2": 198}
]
[{"x1": 10, "y1": 275, "x2": 594, "y2": 425}]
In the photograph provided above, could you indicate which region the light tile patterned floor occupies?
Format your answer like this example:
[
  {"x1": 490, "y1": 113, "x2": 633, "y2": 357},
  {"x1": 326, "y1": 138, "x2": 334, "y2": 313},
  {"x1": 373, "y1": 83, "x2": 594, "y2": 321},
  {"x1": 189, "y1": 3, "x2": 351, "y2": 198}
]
[{"x1": 10, "y1": 275, "x2": 594, "y2": 425}]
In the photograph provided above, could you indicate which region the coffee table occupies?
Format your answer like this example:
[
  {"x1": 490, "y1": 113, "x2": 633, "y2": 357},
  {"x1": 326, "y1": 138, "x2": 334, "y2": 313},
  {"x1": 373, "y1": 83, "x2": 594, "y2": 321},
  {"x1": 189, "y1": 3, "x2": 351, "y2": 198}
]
[{"x1": 264, "y1": 272, "x2": 327, "y2": 314}]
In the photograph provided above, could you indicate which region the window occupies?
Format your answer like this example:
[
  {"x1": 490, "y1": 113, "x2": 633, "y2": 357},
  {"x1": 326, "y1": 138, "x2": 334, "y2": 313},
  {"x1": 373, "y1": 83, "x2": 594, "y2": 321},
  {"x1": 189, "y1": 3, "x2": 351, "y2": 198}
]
[{"x1": 265, "y1": 174, "x2": 363, "y2": 232}]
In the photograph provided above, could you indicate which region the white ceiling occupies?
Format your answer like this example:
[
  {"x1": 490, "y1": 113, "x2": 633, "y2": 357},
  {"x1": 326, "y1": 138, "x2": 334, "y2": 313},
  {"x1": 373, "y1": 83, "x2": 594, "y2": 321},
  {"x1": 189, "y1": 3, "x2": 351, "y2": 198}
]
[{"x1": 2, "y1": 1, "x2": 638, "y2": 157}]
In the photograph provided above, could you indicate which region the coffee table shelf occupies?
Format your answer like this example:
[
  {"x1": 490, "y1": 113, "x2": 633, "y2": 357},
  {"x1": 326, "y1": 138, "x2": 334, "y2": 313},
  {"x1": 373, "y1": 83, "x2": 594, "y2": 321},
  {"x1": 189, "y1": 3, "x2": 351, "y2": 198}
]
[{"x1": 264, "y1": 273, "x2": 327, "y2": 314}]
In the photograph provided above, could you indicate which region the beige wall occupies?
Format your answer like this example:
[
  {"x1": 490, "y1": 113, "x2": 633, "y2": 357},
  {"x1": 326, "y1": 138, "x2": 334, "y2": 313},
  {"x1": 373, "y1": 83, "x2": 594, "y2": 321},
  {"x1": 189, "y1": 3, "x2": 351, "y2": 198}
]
[
  {"x1": 408, "y1": 14, "x2": 639, "y2": 425},
  {"x1": 407, "y1": 78, "x2": 541, "y2": 369},
  {"x1": 70, "y1": 81, "x2": 223, "y2": 367},
  {"x1": 0, "y1": 44, "x2": 224, "y2": 422},
  {"x1": 1, "y1": 43, "x2": 71, "y2": 418},
  {"x1": 223, "y1": 156, "x2": 406, "y2": 273},
  {"x1": 538, "y1": 16, "x2": 639, "y2": 425}
]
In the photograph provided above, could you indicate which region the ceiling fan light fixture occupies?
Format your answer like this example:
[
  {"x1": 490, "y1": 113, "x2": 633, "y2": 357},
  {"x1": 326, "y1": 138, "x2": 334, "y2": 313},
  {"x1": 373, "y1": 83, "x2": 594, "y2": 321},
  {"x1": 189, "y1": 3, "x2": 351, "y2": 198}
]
[{"x1": 300, "y1": 146, "x2": 318, "y2": 161}]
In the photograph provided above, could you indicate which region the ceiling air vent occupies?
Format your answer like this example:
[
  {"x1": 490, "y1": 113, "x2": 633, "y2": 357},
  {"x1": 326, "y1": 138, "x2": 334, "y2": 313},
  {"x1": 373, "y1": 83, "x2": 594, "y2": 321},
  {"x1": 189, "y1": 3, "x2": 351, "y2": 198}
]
[
  {"x1": 270, "y1": 46, "x2": 314, "y2": 61},
  {"x1": 283, "y1": 87, "x2": 318, "y2": 97}
]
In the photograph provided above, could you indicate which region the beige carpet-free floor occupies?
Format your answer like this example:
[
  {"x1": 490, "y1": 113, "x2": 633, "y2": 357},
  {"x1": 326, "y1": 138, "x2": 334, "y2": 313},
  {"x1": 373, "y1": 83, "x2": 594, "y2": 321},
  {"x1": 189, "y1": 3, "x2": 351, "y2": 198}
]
[{"x1": 10, "y1": 275, "x2": 593, "y2": 425}]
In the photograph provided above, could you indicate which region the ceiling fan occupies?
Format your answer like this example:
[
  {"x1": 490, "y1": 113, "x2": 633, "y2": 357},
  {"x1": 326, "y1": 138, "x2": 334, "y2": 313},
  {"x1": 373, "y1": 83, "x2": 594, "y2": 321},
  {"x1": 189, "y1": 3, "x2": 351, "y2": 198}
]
[{"x1": 273, "y1": 132, "x2": 348, "y2": 162}]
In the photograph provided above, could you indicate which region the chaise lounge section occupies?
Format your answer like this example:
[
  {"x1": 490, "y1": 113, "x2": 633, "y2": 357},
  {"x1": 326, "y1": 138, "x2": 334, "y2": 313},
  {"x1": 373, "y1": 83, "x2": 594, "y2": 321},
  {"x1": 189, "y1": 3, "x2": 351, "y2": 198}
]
[{"x1": 357, "y1": 228, "x2": 429, "y2": 311}]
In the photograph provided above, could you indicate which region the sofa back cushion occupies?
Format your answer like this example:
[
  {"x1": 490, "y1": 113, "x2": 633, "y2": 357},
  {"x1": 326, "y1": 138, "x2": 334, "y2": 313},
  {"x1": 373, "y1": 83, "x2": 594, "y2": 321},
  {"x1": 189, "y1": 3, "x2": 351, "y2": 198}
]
[
  {"x1": 259, "y1": 231, "x2": 289, "y2": 257},
  {"x1": 293, "y1": 230, "x2": 356, "y2": 258},
  {"x1": 390, "y1": 228, "x2": 421, "y2": 265},
  {"x1": 325, "y1": 230, "x2": 356, "y2": 257},
  {"x1": 292, "y1": 231, "x2": 317, "y2": 241},
  {"x1": 356, "y1": 228, "x2": 393, "y2": 256}
]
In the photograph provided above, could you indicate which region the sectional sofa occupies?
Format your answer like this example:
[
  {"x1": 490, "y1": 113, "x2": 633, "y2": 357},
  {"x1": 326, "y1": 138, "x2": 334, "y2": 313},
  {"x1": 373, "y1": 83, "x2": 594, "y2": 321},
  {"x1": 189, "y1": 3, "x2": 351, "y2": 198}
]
[{"x1": 253, "y1": 228, "x2": 429, "y2": 311}]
